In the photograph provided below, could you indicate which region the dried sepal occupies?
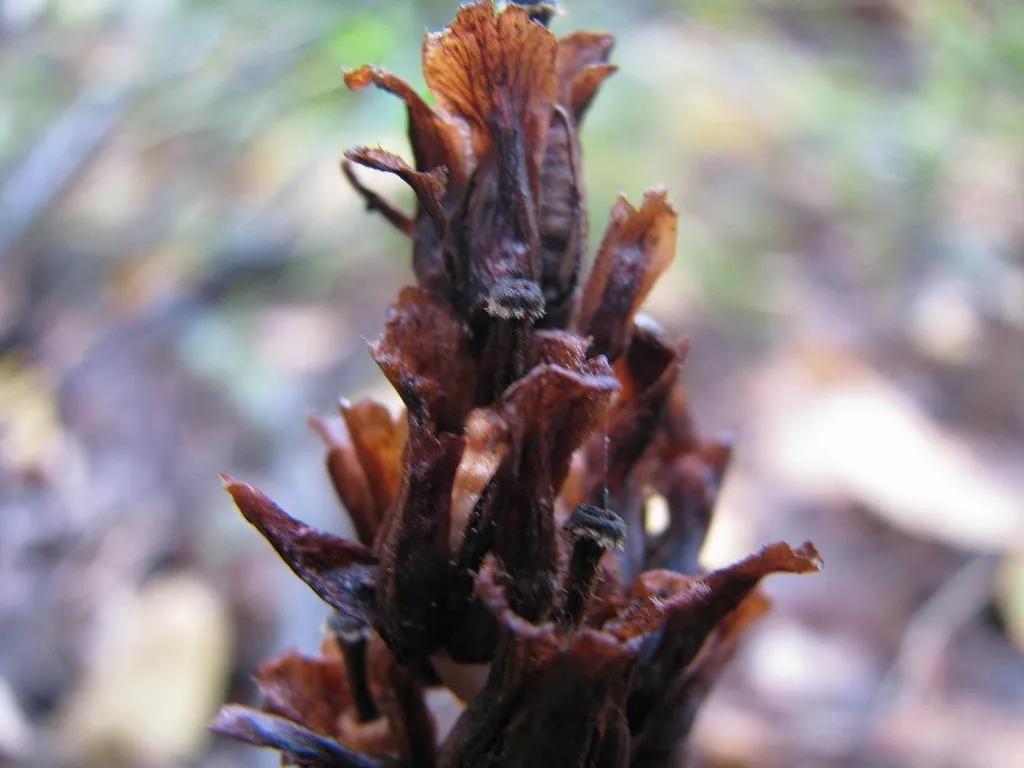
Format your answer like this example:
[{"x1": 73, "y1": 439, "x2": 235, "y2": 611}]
[{"x1": 223, "y1": 476, "x2": 378, "y2": 626}]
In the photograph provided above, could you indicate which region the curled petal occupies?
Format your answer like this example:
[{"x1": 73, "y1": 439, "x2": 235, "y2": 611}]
[
  {"x1": 342, "y1": 159, "x2": 415, "y2": 236},
  {"x1": 345, "y1": 64, "x2": 470, "y2": 183},
  {"x1": 345, "y1": 147, "x2": 448, "y2": 235},
  {"x1": 211, "y1": 705, "x2": 394, "y2": 768},
  {"x1": 370, "y1": 286, "x2": 476, "y2": 432},
  {"x1": 344, "y1": 144, "x2": 459, "y2": 295},
  {"x1": 345, "y1": 65, "x2": 471, "y2": 295},
  {"x1": 224, "y1": 477, "x2": 378, "y2": 625},
  {"x1": 577, "y1": 189, "x2": 678, "y2": 360}
]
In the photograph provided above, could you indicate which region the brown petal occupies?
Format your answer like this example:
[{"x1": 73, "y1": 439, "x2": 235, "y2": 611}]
[
  {"x1": 577, "y1": 189, "x2": 678, "y2": 360},
  {"x1": 370, "y1": 286, "x2": 475, "y2": 433},
  {"x1": 255, "y1": 650, "x2": 349, "y2": 739},
  {"x1": 342, "y1": 158, "x2": 415, "y2": 236},
  {"x1": 223, "y1": 477, "x2": 378, "y2": 625},
  {"x1": 422, "y1": 0, "x2": 556, "y2": 194},
  {"x1": 309, "y1": 414, "x2": 379, "y2": 546},
  {"x1": 211, "y1": 705, "x2": 394, "y2": 768},
  {"x1": 343, "y1": 148, "x2": 454, "y2": 297},
  {"x1": 339, "y1": 399, "x2": 407, "y2": 533}
]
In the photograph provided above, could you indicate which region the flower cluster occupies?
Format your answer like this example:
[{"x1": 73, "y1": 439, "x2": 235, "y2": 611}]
[{"x1": 213, "y1": 2, "x2": 821, "y2": 766}]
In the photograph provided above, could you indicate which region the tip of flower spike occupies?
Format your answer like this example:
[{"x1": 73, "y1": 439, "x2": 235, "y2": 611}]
[
  {"x1": 218, "y1": 473, "x2": 235, "y2": 489},
  {"x1": 568, "y1": 504, "x2": 627, "y2": 551},
  {"x1": 484, "y1": 277, "x2": 545, "y2": 322}
]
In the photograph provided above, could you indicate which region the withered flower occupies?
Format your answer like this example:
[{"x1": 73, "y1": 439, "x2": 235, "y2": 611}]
[{"x1": 213, "y1": 2, "x2": 821, "y2": 766}]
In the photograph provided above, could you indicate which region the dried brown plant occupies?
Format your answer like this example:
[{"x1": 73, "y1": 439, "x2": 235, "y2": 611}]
[{"x1": 212, "y1": 2, "x2": 821, "y2": 766}]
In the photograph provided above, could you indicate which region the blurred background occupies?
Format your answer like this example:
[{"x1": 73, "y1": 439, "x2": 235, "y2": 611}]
[{"x1": 1, "y1": 0, "x2": 1023, "y2": 765}]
